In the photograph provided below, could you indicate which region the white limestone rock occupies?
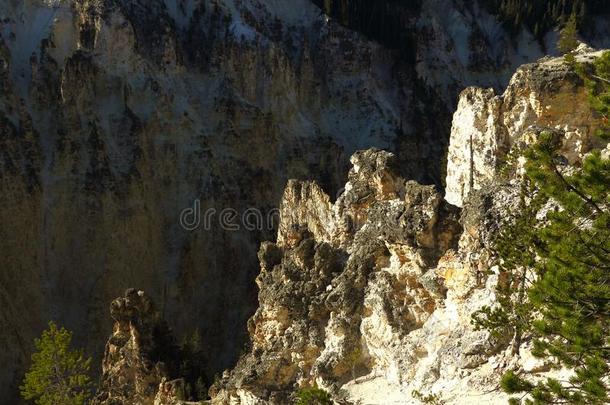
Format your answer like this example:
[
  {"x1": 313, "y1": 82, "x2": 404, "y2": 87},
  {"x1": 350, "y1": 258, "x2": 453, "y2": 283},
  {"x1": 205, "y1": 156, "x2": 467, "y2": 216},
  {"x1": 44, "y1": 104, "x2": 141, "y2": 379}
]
[{"x1": 445, "y1": 50, "x2": 607, "y2": 207}]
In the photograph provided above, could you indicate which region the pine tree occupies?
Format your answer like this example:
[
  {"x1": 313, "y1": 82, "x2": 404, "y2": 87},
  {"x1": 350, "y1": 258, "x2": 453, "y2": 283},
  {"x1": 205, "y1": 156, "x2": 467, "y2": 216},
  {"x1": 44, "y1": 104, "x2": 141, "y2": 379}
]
[
  {"x1": 491, "y1": 51, "x2": 610, "y2": 404},
  {"x1": 20, "y1": 321, "x2": 93, "y2": 405},
  {"x1": 179, "y1": 329, "x2": 208, "y2": 400},
  {"x1": 558, "y1": 13, "x2": 579, "y2": 54}
]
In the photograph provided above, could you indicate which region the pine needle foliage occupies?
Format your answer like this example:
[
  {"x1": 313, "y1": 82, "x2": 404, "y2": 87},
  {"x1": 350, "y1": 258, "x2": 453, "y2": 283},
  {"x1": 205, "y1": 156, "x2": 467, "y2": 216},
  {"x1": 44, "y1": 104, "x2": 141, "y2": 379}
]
[
  {"x1": 558, "y1": 13, "x2": 580, "y2": 54},
  {"x1": 475, "y1": 51, "x2": 610, "y2": 404},
  {"x1": 472, "y1": 178, "x2": 544, "y2": 355},
  {"x1": 20, "y1": 321, "x2": 93, "y2": 405}
]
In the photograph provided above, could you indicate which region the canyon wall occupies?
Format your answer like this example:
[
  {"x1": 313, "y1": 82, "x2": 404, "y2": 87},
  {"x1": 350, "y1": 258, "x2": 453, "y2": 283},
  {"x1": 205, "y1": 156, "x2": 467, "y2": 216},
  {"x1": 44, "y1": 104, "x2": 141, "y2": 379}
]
[{"x1": 1, "y1": 0, "x2": 609, "y2": 402}]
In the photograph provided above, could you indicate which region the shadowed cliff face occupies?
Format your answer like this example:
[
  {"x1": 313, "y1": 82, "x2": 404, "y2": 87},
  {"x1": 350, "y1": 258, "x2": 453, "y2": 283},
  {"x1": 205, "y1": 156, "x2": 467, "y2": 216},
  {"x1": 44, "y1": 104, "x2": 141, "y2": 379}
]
[
  {"x1": 93, "y1": 288, "x2": 187, "y2": 405},
  {"x1": 0, "y1": 0, "x2": 608, "y2": 401}
]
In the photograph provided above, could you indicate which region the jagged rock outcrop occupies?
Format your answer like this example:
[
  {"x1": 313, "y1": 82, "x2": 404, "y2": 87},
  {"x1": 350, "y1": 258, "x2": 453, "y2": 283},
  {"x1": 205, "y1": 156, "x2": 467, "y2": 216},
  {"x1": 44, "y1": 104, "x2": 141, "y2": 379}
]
[
  {"x1": 445, "y1": 46, "x2": 606, "y2": 207},
  {"x1": 94, "y1": 289, "x2": 184, "y2": 405},
  {"x1": 212, "y1": 149, "x2": 509, "y2": 403},
  {"x1": 214, "y1": 147, "x2": 584, "y2": 404}
]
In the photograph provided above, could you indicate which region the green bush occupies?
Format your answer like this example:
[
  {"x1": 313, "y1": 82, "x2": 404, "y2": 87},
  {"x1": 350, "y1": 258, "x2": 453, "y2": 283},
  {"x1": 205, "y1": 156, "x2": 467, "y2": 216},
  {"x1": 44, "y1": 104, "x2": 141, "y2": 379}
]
[{"x1": 295, "y1": 385, "x2": 333, "y2": 405}]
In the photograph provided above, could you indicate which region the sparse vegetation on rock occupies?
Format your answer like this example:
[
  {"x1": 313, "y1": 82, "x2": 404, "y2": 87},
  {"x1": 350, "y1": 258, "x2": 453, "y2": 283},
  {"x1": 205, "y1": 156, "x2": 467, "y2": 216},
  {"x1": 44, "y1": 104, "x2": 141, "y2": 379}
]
[
  {"x1": 475, "y1": 51, "x2": 610, "y2": 404},
  {"x1": 295, "y1": 385, "x2": 333, "y2": 405}
]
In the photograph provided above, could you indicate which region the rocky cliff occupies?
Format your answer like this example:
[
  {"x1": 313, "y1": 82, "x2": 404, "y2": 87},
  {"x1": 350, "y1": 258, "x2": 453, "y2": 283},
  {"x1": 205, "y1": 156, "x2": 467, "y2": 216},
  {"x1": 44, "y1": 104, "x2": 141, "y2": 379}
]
[
  {"x1": 445, "y1": 45, "x2": 606, "y2": 207},
  {"x1": 1, "y1": 0, "x2": 609, "y2": 402},
  {"x1": 209, "y1": 50, "x2": 609, "y2": 404},
  {"x1": 211, "y1": 148, "x2": 512, "y2": 404}
]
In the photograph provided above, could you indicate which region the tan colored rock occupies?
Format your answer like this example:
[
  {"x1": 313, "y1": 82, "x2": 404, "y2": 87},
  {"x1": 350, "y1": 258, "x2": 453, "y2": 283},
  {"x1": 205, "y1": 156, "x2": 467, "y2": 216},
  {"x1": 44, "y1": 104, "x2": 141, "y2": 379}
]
[
  {"x1": 215, "y1": 137, "x2": 588, "y2": 404},
  {"x1": 214, "y1": 150, "x2": 470, "y2": 403},
  {"x1": 445, "y1": 87, "x2": 505, "y2": 207},
  {"x1": 445, "y1": 50, "x2": 606, "y2": 207},
  {"x1": 154, "y1": 378, "x2": 187, "y2": 405},
  {"x1": 277, "y1": 180, "x2": 334, "y2": 247},
  {"x1": 0, "y1": 0, "x2": 608, "y2": 402},
  {"x1": 93, "y1": 289, "x2": 185, "y2": 405}
]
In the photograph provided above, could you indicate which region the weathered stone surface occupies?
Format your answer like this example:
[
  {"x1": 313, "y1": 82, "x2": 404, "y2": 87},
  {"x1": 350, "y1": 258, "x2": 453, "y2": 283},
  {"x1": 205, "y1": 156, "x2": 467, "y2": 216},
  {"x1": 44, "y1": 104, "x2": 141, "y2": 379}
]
[
  {"x1": 93, "y1": 289, "x2": 185, "y2": 405},
  {"x1": 216, "y1": 111, "x2": 606, "y2": 403},
  {"x1": 277, "y1": 180, "x2": 334, "y2": 248},
  {"x1": 0, "y1": 0, "x2": 541, "y2": 396},
  {"x1": 0, "y1": 0, "x2": 608, "y2": 402},
  {"x1": 445, "y1": 87, "x2": 505, "y2": 207},
  {"x1": 213, "y1": 149, "x2": 475, "y2": 403},
  {"x1": 445, "y1": 48, "x2": 607, "y2": 207}
]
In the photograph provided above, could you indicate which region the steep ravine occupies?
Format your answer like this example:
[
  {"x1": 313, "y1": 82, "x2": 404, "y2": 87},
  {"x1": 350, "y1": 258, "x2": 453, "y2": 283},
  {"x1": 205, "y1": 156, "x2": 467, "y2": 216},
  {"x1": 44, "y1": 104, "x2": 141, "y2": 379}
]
[{"x1": 0, "y1": 0, "x2": 609, "y2": 402}]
